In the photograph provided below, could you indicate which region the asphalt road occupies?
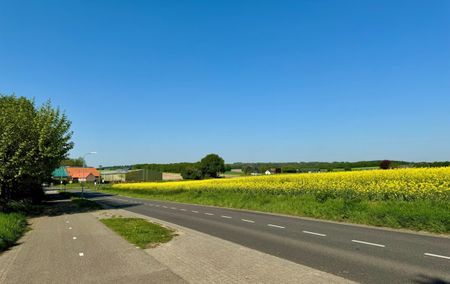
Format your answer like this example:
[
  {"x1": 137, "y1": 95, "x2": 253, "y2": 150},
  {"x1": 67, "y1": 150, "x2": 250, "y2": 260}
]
[{"x1": 79, "y1": 190, "x2": 450, "y2": 284}]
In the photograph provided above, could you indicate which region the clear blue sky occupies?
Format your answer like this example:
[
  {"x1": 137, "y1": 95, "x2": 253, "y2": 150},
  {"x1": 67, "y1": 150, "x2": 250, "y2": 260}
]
[{"x1": 1, "y1": 1, "x2": 449, "y2": 166}]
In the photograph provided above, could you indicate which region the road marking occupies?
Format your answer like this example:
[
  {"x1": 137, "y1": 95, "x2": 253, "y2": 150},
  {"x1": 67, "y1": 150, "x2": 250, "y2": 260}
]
[
  {"x1": 221, "y1": 215, "x2": 232, "y2": 219},
  {"x1": 79, "y1": 253, "x2": 84, "y2": 257},
  {"x1": 171, "y1": 207, "x2": 177, "y2": 210},
  {"x1": 352, "y1": 240, "x2": 385, "y2": 248},
  {"x1": 303, "y1": 230, "x2": 327, "y2": 237},
  {"x1": 205, "y1": 213, "x2": 214, "y2": 216},
  {"x1": 73, "y1": 237, "x2": 77, "y2": 240},
  {"x1": 180, "y1": 209, "x2": 187, "y2": 211},
  {"x1": 155, "y1": 205, "x2": 160, "y2": 207},
  {"x1": 268, "y1": 224, "x2": 285, "y2": 229},
  {"x1": 424, "y1": 253, "x2": 450, "y2": 260},
  {"x1": 191, "y1": 210, "x2": 199, "y2": 213},
  {"x1": 68, "y1": 227, "x2": 72, "y2": 230},
  {"x1": 162, "y1": 206, "x2": 168, "y2": 208},
  {"x1": 241, "y1": 219, "x2": 255, "y2": 223},
  {"x1": 66, "y1": 221, "x2": 69, "y2": 224}
]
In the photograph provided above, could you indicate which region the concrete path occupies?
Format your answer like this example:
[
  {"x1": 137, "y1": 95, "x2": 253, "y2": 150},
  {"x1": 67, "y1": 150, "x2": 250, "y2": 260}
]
[
  {"x1": 0, "y1": 203, "x2": 185, "y2": 284},
  {"x1": 94, "y1": 208, "x2": 355, "y2": 284}
]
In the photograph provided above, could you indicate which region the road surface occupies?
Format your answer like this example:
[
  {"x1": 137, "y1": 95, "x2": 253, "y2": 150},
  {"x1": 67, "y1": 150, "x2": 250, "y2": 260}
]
[{"x1": 80, "y1": 190, "x2": 450, "y2": 284}]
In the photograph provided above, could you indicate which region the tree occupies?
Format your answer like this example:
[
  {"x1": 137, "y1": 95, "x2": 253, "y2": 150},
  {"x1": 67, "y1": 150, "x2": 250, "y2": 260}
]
[
  {"x1": 380, "y1": 160, "x2": 391, "y2": 170},
  {"x1": 0, "y1": 95, "x2": 73, "y2": 202},
  {"x1": 199, "y1": 154, "x2": 225, "y2": 178},
  {"x1": 60, "y1": 157, "x2": 85, "y2": 167},
  {"x1": 181, "y1": 167, "x2": 203, "y2": 180}
]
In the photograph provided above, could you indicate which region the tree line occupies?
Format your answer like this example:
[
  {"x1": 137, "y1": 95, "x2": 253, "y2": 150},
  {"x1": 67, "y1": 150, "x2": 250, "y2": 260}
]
[
  {"x1": 0, "y1": 95, "x2": 73, "y2": 203},
  {"x1": 129, "y1": 160, "x2": 450, "y2": 175}
]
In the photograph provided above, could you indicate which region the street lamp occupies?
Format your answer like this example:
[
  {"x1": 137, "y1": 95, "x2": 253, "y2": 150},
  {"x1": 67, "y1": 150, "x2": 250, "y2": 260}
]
[{"x1": 81, "y1": 151, "x2": 97, "y2": 198}]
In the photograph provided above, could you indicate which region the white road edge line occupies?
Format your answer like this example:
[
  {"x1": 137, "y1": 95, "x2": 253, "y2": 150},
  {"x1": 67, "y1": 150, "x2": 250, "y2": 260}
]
[
  {"x1": 205, "y1": 213, "x2": 214, "y2": 216},
  {"x1": 221, "y1": 215, "x2": 232, "y2": 219},
  {"x1": 424, "y1": 253, "x2": 450, "y2": 260},
  {"x1": 241, "y1": 219, "x2": 255, "y2": 223},
  {"x1": 191, "y1": 210, "x2": 199, "y2": 213},
  {"x1": 303, "y1": 230, "x2": 326, "y2": 237},
  {"x1": 351, "y1": 240, "x2": 385, "y2": 248},
  {"x1": 268, "y1": 224, "x2": 285, "y2": 229}
]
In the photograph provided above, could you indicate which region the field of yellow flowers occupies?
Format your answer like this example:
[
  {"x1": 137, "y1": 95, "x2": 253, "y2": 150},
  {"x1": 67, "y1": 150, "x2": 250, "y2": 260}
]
[{"x1": 114, "y1": 167, "x2": 450, "y2": 201}]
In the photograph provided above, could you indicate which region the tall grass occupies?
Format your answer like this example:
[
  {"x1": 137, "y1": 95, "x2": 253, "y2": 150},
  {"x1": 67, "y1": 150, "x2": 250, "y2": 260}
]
[{"x1": 0, "y1": 212, "x2": 27, "y2": 252}]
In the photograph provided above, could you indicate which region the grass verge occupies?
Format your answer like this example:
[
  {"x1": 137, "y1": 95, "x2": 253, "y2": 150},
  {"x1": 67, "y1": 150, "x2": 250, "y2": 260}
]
[
  {"x1": 101, "y1": 218, "x2": 175, "y2": 248},
  {"x1": 0, "y1": 212, "x2": 27, "y2": 252},
  {"x1": 101, "y1": 187, "x2": 450, "y2": 234}
]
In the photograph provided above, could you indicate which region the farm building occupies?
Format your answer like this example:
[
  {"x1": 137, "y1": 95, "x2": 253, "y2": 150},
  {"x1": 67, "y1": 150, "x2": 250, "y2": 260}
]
[
  {"x1": 66, "y1": 167, "x2": 101, "y2": 182},
  {"x1": 100, "y1": 169, "x2": 162, "y2": 183},
  {"x1": 52, "y1": 167, "x2": 100, "y2": 182}
]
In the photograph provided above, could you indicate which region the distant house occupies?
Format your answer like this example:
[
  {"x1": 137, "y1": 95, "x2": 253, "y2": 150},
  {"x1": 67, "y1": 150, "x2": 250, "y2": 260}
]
[
  {"x1": 66, "y1": 167, "x2": 101, "y2": 182},
  {"x1": 52, "y1": 166, "x2": 69, "y2": 180},
  {"x1": 265, "y1": 168, "x2": 281, "y2": 175}
]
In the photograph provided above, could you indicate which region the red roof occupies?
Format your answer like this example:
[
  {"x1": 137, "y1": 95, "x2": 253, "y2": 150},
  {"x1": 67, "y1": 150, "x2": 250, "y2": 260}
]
[{"x1": 66, "y1": 167, "x2": 100, "y2": 179}]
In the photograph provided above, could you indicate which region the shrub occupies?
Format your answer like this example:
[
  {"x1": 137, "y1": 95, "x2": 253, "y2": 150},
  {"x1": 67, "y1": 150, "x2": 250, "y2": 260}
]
[{"x1": 181, "y1": 167, "x2": 203, "y2": 180}]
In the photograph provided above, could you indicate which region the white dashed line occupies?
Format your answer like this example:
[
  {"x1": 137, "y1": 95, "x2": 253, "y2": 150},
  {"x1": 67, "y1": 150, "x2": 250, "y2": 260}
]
[
  {"x1": 73, "y1": 237, "x2": 77, "y2": 240},
  {"x1": 155, "y1": 205, "x2": 160, "y2": 207},
  {"x1": 241, "y1": 219, "x2": 255, "y2": 223},
  {"x1": 205, "y1": 213, "x2": 214, "y2": 216},
  {"x1": 221, "y1": 215, "x2": 232, "y2": 219},
  {"x1": 351, "y1": 240, "x2": 385, "y2": 248},
  {"x1": 171, "y1": 207, "x2": 177, "y2": 210},
  {"x1": 302, "y1": 230, "x2": 327, "y2": 237},
  {"x1": 191, "y1": 210, "x2": 199, "y2": 213},
  {"x1": 68, "y1": 227, "x2": 72, "y2": 230},
  {"x1": 79, "y1": 253, "x2": 84, "y2": 257},
  {"x1": 180, "y1": 209, "x2": 187, "y2": 211},
  {"x1": 66, "y1": 221, "x2": 69, "y2": 223},
  {"x1": 424, "y1": 253, "x2": 450, "y2": 260},
  {"x1": 162, "y1": 206, "x2": 168, "y2": 208},
  {"x1": 268, "y1": 224, "x2": 285, "y2": 229}
]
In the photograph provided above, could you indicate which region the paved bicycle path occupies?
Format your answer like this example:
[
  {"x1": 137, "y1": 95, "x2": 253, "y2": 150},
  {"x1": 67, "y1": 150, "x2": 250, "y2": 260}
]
[{"x1": 0, "y1": 201, "x2": 185, "y2": 284}]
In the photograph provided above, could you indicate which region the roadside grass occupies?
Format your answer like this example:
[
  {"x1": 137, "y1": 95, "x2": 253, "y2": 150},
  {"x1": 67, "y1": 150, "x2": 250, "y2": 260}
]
[
  {"x1": 101, "y1": 188, "x2": 450, "y2": 234},
  {"x1": 0, "y1": 212, "x2": 27, "y2": 252},
  {"x1": 101, "y1": 218, "x2": 175, "y2": 248}
]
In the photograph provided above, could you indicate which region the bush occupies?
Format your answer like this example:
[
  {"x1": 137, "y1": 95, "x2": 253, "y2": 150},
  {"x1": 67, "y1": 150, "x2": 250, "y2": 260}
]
[{"x1": 181, "y1": 167, "x2": 203, "y2": 180}]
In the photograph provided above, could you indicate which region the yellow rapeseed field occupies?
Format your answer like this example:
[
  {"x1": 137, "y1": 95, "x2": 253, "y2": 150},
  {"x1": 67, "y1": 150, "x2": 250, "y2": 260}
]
[{"x1": 113, "y1": 167, "x2": 450, "y2": 201}]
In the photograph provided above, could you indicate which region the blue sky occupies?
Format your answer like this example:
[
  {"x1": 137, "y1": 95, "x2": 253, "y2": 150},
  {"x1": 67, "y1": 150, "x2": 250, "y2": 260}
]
[{"x1": 1, "y1": 1, "x2": 449, "y2": 166}]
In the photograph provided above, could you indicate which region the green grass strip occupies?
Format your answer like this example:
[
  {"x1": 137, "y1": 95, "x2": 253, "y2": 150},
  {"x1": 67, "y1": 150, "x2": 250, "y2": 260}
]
[
  {"x1": 0, "y1": 212, "x2": 27, "y2": 252},
  {"x1": 101, "y1": 218, "x2": 175, "y2": 248}
]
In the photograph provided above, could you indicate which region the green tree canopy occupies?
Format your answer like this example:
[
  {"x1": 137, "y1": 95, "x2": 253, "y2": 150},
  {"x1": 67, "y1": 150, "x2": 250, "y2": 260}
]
[
  {"x1": 0, "y1": 95, "x2": 73, "y2": 202},
  {"x1": 60, "y1": 157, "x2": 84, "y2": 167},
  {"x1": 200, "y1": 154, "x2": 225, "y2": 178}
]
